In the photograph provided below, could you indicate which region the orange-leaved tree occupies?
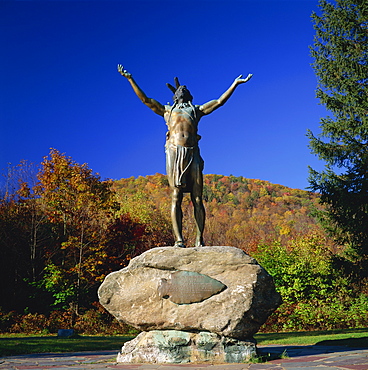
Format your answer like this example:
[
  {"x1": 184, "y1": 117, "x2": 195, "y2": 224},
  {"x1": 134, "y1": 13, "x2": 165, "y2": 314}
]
[{"x1": 34, "y1": 149, "x2": 119, "y2": 316}]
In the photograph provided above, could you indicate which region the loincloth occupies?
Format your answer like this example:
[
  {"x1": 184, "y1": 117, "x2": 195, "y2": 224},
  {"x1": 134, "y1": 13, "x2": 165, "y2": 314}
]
[{"x1": 165, "y1": 143, "x2": 204, "y2": 190}]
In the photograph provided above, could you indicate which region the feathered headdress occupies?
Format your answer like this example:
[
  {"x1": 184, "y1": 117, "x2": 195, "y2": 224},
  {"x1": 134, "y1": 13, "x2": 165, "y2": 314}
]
[
  {"x1": 166, "y1": 77, "x2": 181, "y2": 94},
  {"x1": 166, "y1": 77, "x2": 193, "y2": 102}
]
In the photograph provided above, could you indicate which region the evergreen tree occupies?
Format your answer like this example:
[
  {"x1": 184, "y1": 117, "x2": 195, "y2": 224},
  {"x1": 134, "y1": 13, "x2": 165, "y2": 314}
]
[{"x1": 308, "y1": 0, "x2": 368, "y2": 273}]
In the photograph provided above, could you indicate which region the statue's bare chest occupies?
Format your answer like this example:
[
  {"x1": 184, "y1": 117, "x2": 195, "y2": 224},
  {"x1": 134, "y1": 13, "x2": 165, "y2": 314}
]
[{"x1": 165, "y1": 106, "x2": 198, "y2": 126}]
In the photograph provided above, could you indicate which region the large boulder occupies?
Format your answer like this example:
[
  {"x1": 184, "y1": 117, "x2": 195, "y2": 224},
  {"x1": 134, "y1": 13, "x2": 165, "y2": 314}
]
[{"x1": 98, "y1": 246, "x2": 281, "y2": 340}]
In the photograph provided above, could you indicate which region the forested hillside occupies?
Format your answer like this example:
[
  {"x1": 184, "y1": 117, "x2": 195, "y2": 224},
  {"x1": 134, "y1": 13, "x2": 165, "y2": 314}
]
[
  {"x1": 114, "y1": 173, "x2": 328, "y2": 252},
  {"x1": 113, "y1": 174, "x2": 367, "y2": 332},
  {"x1": 1, "y1": 151, "x2": 367, "y2": 334}
]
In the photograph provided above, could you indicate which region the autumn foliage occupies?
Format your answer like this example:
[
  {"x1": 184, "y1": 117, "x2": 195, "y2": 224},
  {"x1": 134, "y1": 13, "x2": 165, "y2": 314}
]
[
  {"x1": 1, "y1": 149, "x2": 367, "y2": 334},
  {"x1": 0, "y1": 150, "x2": 170, "y2": 317},
  {"x1": 114, "y1": 173, "x2": 326, "y2": 252}
]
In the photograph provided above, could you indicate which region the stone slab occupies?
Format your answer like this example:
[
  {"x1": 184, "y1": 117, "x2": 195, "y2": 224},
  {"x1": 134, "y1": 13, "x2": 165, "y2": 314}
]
[{"x1": 117, "y1": 330, "x2": 257, "y2": 364}]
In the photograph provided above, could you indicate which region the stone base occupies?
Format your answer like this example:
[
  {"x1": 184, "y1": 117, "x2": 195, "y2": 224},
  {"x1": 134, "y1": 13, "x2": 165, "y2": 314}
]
[
  {"x1": 117, "y1": 330, "x2": 257, "y2": 364},
  {"x1": 99, "y1": 246, "x2": 282, "y2": 340}
]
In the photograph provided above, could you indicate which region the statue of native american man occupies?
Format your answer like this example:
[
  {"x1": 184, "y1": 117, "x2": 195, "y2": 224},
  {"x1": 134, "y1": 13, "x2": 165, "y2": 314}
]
[{"x1": 118, "y1": 65, "x2": 252, "y2": 248}]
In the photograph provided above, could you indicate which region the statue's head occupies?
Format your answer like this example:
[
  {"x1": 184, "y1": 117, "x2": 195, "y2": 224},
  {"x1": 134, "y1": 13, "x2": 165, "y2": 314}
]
[
  {"x1": 173, "y1": 85, "x2": 193, "y2": 103},
  {"x1": 167, "y1": 77, "x2": 193, "y2": 103}
]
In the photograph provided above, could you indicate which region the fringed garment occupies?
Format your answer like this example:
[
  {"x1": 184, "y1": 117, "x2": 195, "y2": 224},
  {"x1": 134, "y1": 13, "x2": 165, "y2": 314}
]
[{"x1": 165, "y1": 143, "x2": 204, "y2": 192}]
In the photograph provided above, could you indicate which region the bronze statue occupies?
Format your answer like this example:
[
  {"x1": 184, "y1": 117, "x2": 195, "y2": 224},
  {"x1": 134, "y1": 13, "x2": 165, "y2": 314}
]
[{"x1": 118, "y1": 65, "x2": 252, "y2": 248}]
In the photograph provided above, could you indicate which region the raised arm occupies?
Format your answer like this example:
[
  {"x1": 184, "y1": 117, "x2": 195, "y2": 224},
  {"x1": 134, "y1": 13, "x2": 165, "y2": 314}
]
[
  {"x1": 117, "y1": 65, "x2": 165, "y2": 116},
  {"x1": 199, "y1": 74, "x2": 253, "y2": 115}
]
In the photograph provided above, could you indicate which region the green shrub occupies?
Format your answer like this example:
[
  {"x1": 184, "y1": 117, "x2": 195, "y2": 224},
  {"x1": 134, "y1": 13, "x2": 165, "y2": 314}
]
[
  {"x1": 261, "y1": 295, "x2": 368, "y2": 333},
  {"x1": 255, "y1": 234, "x2": 368, "y2": 332}
]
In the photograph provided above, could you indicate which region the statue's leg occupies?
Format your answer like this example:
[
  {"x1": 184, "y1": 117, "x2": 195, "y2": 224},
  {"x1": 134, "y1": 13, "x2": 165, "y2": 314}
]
[
  {"x1": 171, "y1": 187, "x2": 185, "y2": 247},
  {"x1": 191, "y1": 175, "x2": 205, "y2": 247}
]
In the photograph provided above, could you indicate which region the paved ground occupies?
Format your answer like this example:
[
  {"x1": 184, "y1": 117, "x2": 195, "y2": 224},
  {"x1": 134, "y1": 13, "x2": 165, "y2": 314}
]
[{"x1": 1, "y1": 345, "x2": 368, "y2": 369}]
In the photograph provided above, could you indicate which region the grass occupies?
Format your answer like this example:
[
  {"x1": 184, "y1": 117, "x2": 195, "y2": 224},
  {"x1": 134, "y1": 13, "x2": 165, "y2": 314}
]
[
  {"x1": 0, "y1": 334, "x2": 135, "y2": 357},
  {"x1": 255, "y1": 327, "x2": 368, "y2": 347},
  {"x1": 0, "y1": 328, "x2": 367, "y2": 357}
]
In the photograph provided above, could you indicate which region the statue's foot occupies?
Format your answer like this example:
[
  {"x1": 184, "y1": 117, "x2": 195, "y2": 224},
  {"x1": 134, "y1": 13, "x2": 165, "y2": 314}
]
[
  {"x1": 195, "y1": 239, "x2": 205, "y2": 247},
  {"x1": 174, "y1": 241, "x2": 186, "y2": 248}
]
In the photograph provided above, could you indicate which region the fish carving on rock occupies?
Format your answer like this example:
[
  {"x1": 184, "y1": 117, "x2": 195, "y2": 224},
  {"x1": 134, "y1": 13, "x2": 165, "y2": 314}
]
[{"x1": 158, "y1": 270, "x2": 226, "y2": 304}]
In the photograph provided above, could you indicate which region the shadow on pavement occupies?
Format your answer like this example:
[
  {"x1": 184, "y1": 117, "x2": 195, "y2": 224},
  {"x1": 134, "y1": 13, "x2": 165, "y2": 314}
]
[
  {"x1": 316, "y1": 336, "x2": 368, "y2": 348},
  {"x1": 258, "y1": 342, "x2": 367, "y2": 361}
]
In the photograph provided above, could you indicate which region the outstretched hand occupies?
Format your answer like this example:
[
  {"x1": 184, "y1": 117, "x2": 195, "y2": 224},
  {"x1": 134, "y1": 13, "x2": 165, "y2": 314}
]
[
  {"x1": 234, "y1": 73, "x2": 253, "y2": 85},
  {"x1": 117, "y1": 64, "x2": 132, "y2": 78}
]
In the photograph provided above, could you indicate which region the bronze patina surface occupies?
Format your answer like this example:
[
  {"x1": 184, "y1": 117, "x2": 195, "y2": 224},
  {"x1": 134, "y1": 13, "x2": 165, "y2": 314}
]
[
  {"x1": 158, "y1": 270, "x2": 226, "y2": 304},
  {"x1": 118, "y1": 65, "x2": 252, "y2": 247}
]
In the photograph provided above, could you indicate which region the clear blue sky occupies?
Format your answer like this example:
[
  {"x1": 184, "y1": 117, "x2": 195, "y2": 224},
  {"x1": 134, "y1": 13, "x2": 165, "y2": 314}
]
[{"x1": 1, "y1": 0, "x2": 327, "y2": 190}]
